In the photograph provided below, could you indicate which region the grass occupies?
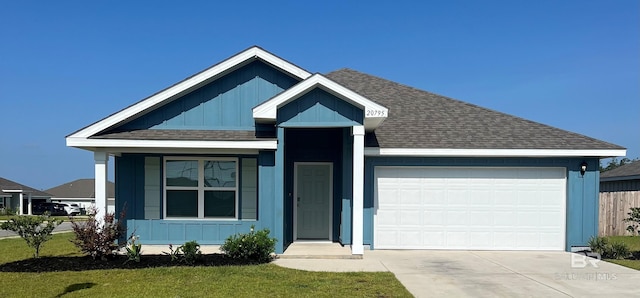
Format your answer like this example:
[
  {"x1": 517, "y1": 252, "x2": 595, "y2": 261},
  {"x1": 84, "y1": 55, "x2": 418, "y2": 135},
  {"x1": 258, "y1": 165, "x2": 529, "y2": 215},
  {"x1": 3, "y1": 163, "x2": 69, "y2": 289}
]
[
  {"x1": 604, "y1": 236, "x2": 640, "y2": 271},
  {"x1": 0, "y1": 233, "x2": 411, "y2": 297}
]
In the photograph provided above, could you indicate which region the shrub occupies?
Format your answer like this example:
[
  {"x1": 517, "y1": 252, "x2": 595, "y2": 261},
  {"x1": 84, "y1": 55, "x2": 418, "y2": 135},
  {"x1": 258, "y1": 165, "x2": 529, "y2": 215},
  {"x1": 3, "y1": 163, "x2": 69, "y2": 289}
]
[
  {"x1": 609, "y1": 242, "x2": 631, "y2": 259},
  {"x1": 588, "y1": 236, "x2": 630, "y2": 259},
  {"x1": 221, "y1": 225, "x2": 277, "y2": 263},
  {"x1": 163, "y1": 241, "x2": 202, "y2": 265},
  {"x1": 181, "y1": 240, "x2": 202, "y2": 265},
  {"x1": 588, "y1": 236, "x2": 608, "y2": 256},
  {"x1": 624, "y1": 207, "x2": 640, "y2": 235},
  {"x1": 70, "y1": 207, "x2": 127, "y2": 260},
  {"x1": 0, "y1": 213, "x2": 62, "y2": 258}
]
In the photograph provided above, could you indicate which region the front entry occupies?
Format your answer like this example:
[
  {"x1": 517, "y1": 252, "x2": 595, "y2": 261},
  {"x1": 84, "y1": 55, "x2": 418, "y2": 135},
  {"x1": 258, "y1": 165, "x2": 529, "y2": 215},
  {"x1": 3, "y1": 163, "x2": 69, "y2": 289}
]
[{"x1": 295, "y1": 163, "x2": 332, "y2": 240}]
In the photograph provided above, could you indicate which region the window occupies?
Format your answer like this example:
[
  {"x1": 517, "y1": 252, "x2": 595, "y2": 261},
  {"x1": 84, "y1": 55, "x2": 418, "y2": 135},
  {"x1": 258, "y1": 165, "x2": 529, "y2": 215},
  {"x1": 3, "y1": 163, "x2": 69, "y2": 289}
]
[{"x1": 164, "y1": 158, "x2": 238, "y2": 219}]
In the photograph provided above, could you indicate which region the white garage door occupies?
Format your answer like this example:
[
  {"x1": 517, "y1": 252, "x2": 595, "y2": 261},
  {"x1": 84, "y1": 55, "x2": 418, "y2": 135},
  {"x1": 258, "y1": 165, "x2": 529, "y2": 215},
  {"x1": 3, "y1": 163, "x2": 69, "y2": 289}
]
[{"x1": 374, "y1": 167, "x2": 566, "y2": 250}]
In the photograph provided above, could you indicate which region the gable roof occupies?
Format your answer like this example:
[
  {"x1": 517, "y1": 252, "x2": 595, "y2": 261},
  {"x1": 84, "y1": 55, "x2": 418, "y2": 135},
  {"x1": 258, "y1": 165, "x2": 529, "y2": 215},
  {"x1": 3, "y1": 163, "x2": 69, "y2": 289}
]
[
  {"x1": 67, "y1": 46, "x2": 310, "y2": 149},
  {"x1": 0, "y1": 177, "x2": 52, "y2": 197},
  {"x1": 45, "y1": 179, "x2": 115, "y2": 198},
  {"x1": 66, "y1": 47, "x2": 625, "y2": 158},
  {"x1": 601, "y1": 161, "x2": 640, "y2": 181},
  {"x1": 253, "y1": 73, "x2": 388, "y2": 130},
  {"x1": 326, "y1": 69, "x2": 625, "y2": 157}
]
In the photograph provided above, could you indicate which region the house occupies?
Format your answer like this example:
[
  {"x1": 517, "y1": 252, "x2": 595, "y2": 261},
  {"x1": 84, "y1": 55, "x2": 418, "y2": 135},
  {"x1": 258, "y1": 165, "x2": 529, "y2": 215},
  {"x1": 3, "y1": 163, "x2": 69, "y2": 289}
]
[
  {"x1": 66, "y1": 46, "x2": 626, "y2": 255},
  {"x1": 0, "y1": 177, "x2": 52, "y2": 215},
  {"x1": 45, "y1": 179, "x2": 116, "y2": 213},
  {"x1": 599, "y1": 161, "x2": 640, "y2": 235}
]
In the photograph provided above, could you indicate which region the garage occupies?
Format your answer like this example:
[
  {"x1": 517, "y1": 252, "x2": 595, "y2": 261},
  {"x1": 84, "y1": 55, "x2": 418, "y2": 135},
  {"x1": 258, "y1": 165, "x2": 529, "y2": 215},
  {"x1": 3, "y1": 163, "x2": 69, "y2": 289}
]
[{"x1": 374, "y1": 167, "x2": 566, "y2": 250}]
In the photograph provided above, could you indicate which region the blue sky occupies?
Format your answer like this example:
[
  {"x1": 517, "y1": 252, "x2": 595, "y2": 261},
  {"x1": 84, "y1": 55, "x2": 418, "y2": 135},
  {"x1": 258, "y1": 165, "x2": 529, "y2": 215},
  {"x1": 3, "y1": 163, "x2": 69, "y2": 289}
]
[{"x1": 1, "y1": 1, "x2": 638, "y2": 190}]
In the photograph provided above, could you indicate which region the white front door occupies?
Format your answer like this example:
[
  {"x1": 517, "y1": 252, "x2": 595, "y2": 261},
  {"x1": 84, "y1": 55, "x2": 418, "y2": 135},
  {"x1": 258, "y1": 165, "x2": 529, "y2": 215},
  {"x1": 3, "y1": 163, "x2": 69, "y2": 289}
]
[{"x1": 295, "y1": 163, "x2": 332, "y2": 240}]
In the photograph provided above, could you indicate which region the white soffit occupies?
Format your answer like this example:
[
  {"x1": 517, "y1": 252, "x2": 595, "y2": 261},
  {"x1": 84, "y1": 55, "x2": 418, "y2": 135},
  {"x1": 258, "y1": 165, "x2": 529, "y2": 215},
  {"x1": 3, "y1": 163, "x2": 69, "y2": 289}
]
[
  {"x1": 364, "y1": 148, "x2": 627, "y2": 158},
  {"x1": 253, "y1": 74, "x2": 388, "y2": 130},
  {"x1": 67, "y1": 47, "x2": 311, "y2": 141}
]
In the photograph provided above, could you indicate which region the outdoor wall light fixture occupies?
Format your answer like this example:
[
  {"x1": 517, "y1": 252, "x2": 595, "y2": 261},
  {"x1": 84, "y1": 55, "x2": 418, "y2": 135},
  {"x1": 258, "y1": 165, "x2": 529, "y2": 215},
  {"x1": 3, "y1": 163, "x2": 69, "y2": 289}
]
[{"x1": 580, "y1": 161, "x2": 588, "y2": 176}]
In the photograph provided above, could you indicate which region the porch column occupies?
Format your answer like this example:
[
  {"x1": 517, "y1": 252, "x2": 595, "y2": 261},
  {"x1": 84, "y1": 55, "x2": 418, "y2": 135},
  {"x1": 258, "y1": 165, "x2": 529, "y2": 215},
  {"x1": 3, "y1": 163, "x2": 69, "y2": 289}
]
[
  {"x1": 351, "y1": 126, "x2": 365, "y2": 255},
  {"x1": 94, "y1": 151, "x2": 109, "y2": 221},
  {"x1": 27, "y1": 193, "x2": 32, "y2": 215},
  {"x1": 19, "y1": 193, "x2": 24, "y2": 215}
]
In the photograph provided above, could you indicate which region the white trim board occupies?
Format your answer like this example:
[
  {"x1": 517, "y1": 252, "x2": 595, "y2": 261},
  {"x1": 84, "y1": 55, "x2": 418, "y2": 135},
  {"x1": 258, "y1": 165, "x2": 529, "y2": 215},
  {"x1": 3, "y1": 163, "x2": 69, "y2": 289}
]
[
  {"x1": 364, "y1": 148, "x2": 627, "y2": 158},
  {"x1": 66, "y1": 138, "x2": 277, "y2": 150},
  {"x1": 67, "y1": 47, "x2": 311, "y2": 140},
  {"x1": 253, "y1": 74, "x2": 388, "y2": 131}
]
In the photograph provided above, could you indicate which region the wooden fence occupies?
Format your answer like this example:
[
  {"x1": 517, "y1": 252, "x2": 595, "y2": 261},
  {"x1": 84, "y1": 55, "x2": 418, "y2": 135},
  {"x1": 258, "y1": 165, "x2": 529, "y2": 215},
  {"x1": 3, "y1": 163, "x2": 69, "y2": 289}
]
[{"x1": 599, "y1": 191, "x2": 640, "y2": 236}]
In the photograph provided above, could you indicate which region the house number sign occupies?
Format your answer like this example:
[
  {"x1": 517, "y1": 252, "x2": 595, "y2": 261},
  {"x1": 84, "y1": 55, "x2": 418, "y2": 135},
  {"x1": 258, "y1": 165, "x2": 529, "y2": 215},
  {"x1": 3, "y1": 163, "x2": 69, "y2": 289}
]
[{"x1": 366, "y1": 109, "x2": 386, "y2": 117}]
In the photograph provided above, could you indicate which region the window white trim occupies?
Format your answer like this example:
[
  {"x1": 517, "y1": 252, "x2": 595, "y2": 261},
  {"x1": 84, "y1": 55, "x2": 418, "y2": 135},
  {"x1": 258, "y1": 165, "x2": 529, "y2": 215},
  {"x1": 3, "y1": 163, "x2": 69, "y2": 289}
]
[{"x1": 163, "y1": 156, "x2": 239, "y2": 220}]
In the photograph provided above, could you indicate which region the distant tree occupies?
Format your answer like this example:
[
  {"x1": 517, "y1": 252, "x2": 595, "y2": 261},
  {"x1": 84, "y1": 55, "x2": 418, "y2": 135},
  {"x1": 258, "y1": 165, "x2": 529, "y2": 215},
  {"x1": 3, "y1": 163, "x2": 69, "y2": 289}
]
[{"x1": 600, "y1": 157, "x2": 639, "y2": 172}]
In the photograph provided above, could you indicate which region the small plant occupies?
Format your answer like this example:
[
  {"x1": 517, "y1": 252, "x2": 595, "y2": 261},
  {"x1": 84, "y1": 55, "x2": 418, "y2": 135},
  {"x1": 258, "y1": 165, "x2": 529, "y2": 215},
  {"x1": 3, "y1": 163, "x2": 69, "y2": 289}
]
[
  {"x1": 181, "y1": 240, "x2": 202, "y2": 265},
  {"x1": 221, "y1": 225, "x2": 277, "y2": 263},
  {"x1": 0, "y1": 213, "x2": 63, "y2": 258},
  {"x1": 624, "y1": 207, "x2": 640, "y2": 235},
  {"x1": 588, "y1": 236, "x2": 630, "y2": 259},
  {"x1": 0, "y1": 207, "x2": 17, "y2": 216},
  {"x1": 163, "y1": 241, "x2": 201, "y2": 265},
  {"x1": 164, "y1": 244, "x2": 181, "y2": 262},
  {"x1": 124, "y1": 235, "x2": 142, "y2": 264},
  {"x1": 588, "y1": 236, "x2": 608, "y2": 256},
  {"x1": 609, "y1": 242, "x2": 630, "y2": 259},
  {"x1": 70, "y1": 206, "x2": 127, "y2": 260}
]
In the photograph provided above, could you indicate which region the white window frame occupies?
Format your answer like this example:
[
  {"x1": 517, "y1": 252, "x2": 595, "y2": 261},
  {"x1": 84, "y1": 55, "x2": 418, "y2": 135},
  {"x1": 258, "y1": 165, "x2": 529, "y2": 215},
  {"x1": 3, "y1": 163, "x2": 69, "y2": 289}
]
[{"x1": 163, "y1": 156, "x2": 239, "y2": 219}]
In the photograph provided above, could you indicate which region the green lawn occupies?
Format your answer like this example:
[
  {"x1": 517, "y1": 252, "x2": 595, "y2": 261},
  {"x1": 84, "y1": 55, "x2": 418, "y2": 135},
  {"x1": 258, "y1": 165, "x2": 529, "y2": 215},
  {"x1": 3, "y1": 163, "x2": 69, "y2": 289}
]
[
  {"x1": 605, "y1": 236, "x2": 640, "y2": 270},
  {"x1": 0, "y1": 233, "x2": 411, "y2": 297}
]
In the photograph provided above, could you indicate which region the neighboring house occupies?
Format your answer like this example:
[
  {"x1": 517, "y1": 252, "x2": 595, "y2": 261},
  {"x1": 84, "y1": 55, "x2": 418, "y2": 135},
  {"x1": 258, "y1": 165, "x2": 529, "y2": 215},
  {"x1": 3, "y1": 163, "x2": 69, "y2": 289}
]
[
  {"x1": 0, "y1": 177, "x2": 52, "y2": 215},
  {"x1": 66, "y1": 46, "x2": 626, "y2": 255},
  {"x1": 45, "y1": 179, "x2": 116, "y2": 214},
  {"x1": 599, "y1": 161, "x2": 640, "y2": 236}
]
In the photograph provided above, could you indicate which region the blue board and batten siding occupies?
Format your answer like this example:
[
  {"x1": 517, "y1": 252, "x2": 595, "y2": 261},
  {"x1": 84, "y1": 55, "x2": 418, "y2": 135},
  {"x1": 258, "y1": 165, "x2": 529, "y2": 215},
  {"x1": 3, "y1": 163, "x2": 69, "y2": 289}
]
[
  {"x1": 278, "y1": 88, "x2": 363, "y2": 127},
  {"x1": 119, "y1": 153, "x2": 275, "y2": 245},
  {"x1": 364, "y1": 157, "x2": 600, "y2": 251},
  {"x1": 120, "y1": 60, "x2": 299, "y2": 131},
  {"x1": 112, "y1": 61, "x2": 301, "y2": 247},
  {"x1": 109, "y1": 58, "x2": 601, "y2": 252}
]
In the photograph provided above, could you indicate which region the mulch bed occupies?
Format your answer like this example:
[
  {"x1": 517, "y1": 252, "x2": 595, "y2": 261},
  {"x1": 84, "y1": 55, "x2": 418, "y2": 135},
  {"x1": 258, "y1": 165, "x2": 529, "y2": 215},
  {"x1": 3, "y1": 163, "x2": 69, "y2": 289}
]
[{"x1": 0, "y1": 254, "x2": 262, "y2": 273}]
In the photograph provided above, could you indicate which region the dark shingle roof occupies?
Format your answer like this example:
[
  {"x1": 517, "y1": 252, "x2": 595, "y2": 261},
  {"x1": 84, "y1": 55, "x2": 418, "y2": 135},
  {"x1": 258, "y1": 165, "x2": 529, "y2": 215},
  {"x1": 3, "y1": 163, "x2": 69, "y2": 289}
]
[
  {"x1": 601, "y1": 161, "x2": 640, "y2": 180},
  {"x1": 326, "y1": 68, "x2": 624, "y2": 150},
  {"x1": 45, "y1": 179, "x2": 115, "y2": 198},
  {"x1": 0, "y1": 177, "x2": 52, "y2": 197},
  {"x1": 93, "y1": 130, "x2": 273, "y2": 141}
]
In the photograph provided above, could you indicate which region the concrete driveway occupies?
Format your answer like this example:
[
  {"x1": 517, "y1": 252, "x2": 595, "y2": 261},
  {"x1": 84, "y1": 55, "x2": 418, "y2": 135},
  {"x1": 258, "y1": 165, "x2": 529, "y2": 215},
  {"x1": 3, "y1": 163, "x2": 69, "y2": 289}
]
[
  {"x1": 275, "y1": 250, "x2": 640, "y2": 297},
  {"x1": 369, "y1": 250, "x2": 640, "y2": 297}
]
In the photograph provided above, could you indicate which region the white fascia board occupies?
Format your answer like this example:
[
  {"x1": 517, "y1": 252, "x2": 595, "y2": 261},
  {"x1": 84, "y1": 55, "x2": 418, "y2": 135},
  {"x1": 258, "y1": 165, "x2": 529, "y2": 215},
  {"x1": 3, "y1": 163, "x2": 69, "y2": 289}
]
[
  {"x1": 69, "y1": 47, "x2": 311, "y2": 139},
  {"x1": 364, "y1": 148, "x2": 627, "y2": 158},
  {"x1": 253, "y1": 74, "x2": 388, "y2": 123},
  {"x1": 66, "y1": 137, "x2": 277, "y2": 150},
  {"x1": 2, "y1": 189, "x2": 27, "y2": 193}
]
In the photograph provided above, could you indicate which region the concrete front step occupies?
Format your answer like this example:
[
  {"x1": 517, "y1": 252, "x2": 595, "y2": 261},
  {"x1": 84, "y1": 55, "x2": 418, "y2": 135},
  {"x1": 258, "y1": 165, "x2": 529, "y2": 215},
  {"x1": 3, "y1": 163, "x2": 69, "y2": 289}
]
[{"x1": 279, "y1": 242, "x2": 359, "y2": 259}]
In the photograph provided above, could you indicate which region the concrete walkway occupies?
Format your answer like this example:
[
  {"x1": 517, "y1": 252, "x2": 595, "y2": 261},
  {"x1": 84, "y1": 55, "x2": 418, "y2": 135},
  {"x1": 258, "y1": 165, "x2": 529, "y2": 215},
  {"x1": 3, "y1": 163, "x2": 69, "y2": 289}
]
[{"x1": 274, "y1": 250, "x2": 640, "y2": 297}]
